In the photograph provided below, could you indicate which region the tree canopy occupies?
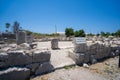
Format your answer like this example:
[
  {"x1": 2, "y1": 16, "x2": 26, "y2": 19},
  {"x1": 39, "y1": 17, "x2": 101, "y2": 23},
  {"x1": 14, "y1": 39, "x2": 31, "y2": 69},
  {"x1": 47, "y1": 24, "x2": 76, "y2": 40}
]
[
  {"x1": 115, "y1": 29, "x2": 120, "y2": 37},
  {"x1": 5, "y1": 23, "x2": 10, "y2": 28},
  {"x1": 74, "y1": 29, "x2": 86, "y2": 37},
  {"x1": 65, "y1": 28, "x2": 74, "y2": 37},
  {"x1": 5, "y1": 23, "x2": 10, "y2": 32}
]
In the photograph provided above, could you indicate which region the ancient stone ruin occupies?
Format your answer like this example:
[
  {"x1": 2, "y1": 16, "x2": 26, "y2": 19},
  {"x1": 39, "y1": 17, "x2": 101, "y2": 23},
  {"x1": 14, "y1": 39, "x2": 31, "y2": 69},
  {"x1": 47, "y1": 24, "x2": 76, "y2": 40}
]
[
  {"x1": 69, "y1": 37, "x2": 120, "y2": 65},
  {"x1": 0, "y1": 44, "x2": 54, "y2": 80},
  {"x1": 0, "y1": 36, "x2": 120, "y2": 80}
]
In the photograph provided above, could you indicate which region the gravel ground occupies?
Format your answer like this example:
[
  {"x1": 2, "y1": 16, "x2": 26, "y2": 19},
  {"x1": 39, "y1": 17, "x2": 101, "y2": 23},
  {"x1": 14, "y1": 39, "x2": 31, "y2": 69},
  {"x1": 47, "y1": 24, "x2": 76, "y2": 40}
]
[
  {"x1": 31, "y1": 57, "x2": 120, "y2": 80},
  {"x1": 89, "y1": 57, "x2": 120, "y2": 80}
]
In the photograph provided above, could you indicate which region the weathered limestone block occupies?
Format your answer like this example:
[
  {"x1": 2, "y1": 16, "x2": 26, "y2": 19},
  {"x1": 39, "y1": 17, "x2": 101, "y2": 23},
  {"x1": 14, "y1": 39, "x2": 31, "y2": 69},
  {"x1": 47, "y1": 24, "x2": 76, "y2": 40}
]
[
  {"x1": 69, "y1": 50, "x2": 89, "y2": 65},
  {"x1": 51, "y1": 39, "x2": 59, "y2": 49},
  {"x1": 0, "y1": 53, "x2": 9, "y2": 68},
  {"x1": 86, "y1": 43, "x2": 99, "y2": 55},
  {"x1": 104, "y1": 46, "x2": 111, "y2": 57},
  {"x1": 32, "y1": 50, "x2": 51, "y2": 63},
  {"x1": 86, "y1": 47, "x2": 96, "y2": 55},
  {"x1": 110, "y1": 51, "x2": 116, "y2": 57},
  {"x1": 74, "y1": 43, "x2": 87, "y2": 53},
  {"x1": 96, "y1": 48, "x2": 104, "y2": 60},
  {"x1": 115, "y1": 49, "x2": 120, "y2": 56},
  {"x1": 16, "y1": 31, "x2": 26, "y2": 45},
  {"x1": 95, "y1": 43, "x2": 111, "y2": 60},
  {"x1": 35, "y1": 62, "x2": 54, "y2": 75},
  {"x1": 7, "y1": 50, "x2": 32, "y2": 67},
  {"x1": 90, "y1": 55, "x2": 97, "y2": 64},
  {"x1": 111, "y1": 45, "x2": 118, "y2": 51},
  {"x1": 0, "y1": 67, "x2": 30, "y2": 80},
  {"x1": 26, "y1": 35, "x2": 33, "y2": 44},
  {"x1": 84, "y1": 53, "x2": 90, "y2": 63},
  {"x1": 26, "y1": 63, "x2": 39, "y2": 73},
  {"x1": 90, "y1": 43, "x2": 98, "y2": 49}
]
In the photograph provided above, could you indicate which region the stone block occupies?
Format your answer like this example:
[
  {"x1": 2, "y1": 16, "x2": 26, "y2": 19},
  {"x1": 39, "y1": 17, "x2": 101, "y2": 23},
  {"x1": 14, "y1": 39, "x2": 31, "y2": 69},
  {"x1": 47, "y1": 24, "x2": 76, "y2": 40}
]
[
  {"x1": 69, "y1": 50, "x2": 89, "y2": 65},
  {"x1": 0, "y1": 53, "x2": 9, "y2": 68},
  {"x1": 74, "y1": 43, "x2": 87, "y2": 53},
  {"x1": 104, "y1": 46, "x2": 111, "y2": 57},
  {"x1": 26, "y1": 63, "x2": 39, "y2": 73},
  {"x1": 7, "y1": 50, "x2": 32, "y2": 67},
  {"x1": 90, "y1": 55, "x2": 97, "y2": 64},
  {"x1": 0, "y1": 67, "x2": 30, "y2": 80},
  {"x1": 32, "y1": 50, "x2": 51, "y2": 63},
  {"x1": 84, "y1": 53, "x2": 90, "y2": 63},
  {"x1": 26, "y1": 35, "x2": 33, "y2": 44},
  {"x1": 111, "y1": 45, "x2": 118, "y2": 51},
  {"x1": 16, "y1": 31, "x2": 26, "y2": 45},
  {"x1": 35, "y1": 62, "x2": 54, "y2": 75},
  {"x1": 96, "y1": 49, "x2": 104, "y2": 60},
  {"x1": 51, "y1": 39, "x2": 59, "y2": 49}
]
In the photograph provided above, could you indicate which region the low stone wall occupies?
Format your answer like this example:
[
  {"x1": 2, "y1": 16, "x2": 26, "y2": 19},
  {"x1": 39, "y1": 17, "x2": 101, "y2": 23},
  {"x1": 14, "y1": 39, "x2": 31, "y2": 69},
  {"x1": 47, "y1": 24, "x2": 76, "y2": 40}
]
[
  {"x1": 69, "y1": 42, "x2": 120, "y2": 65},
  {"x1": 0, "y1": 50, "x2": 54, "y2": 80}
]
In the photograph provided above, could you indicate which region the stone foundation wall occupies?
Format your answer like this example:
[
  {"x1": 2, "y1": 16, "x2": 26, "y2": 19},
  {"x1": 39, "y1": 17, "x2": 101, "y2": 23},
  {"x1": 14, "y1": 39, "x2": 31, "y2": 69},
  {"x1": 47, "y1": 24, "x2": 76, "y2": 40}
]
[
  {"x1": 0, "y1": 50, "x2": 54, "y2": 80},
  {"x1": 69, "y1": 42, "x2": 120, "y2": 65}
]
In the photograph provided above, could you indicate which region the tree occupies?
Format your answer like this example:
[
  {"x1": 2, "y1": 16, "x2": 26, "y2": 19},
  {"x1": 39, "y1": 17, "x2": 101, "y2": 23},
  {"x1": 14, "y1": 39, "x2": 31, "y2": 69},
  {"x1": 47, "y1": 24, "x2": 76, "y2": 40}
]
[
  {"x1": 74, "y1": 29, "x2": 86, "y2": 37},
  {"x1": 87, "y1": 33, "x2": 94, "y2": 36},
  {"x1": 25, "y1": 30, "x2": 33, "y2": 35},
  {"x1": 5, "y1": 23, "x2": 10, "y2": 32},
  {"x1": 105, "y1": 32, "x2": 110, "y2": 38},
  {"x1": 65, "y1": 28, "x2": 74, "y2": 37},
  {"x1": 13, "y1": 21, "x2": 20, "y2": 33},
  {"x1": 116, "y1": 29, "x2": 120, "y2": 37},
  {"x1": 100, "y1": 31, "x2": 106, "y2": 36},
  {"x1": 100, "y1": 31, "x2": 111, "y2": 37},
  {"x1": 74, "y1": 30, "x2": 79, "y2": 37},
  {"x1": 111, "y1": 32, "x2": 115, "y2": 36},
  {"x1": 78, "y1": 29, "x2": 86, "y2": 37},
  {"x1": 96, "y1": 33, "x2": 100, "y2": 36}
]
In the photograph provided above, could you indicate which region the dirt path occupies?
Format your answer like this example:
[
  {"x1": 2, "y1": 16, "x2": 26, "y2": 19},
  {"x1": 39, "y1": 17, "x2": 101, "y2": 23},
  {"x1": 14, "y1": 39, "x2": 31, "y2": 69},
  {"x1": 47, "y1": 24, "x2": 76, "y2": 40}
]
[{"x1": 31, "y1": 66, "x2": 107, "y2": 80}]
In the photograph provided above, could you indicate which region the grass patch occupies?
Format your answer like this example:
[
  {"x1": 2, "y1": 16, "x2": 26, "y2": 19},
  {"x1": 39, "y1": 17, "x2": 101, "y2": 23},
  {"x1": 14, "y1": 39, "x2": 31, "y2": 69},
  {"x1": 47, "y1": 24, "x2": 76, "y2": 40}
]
[{"x1": 63, "y1": 65, "x2": 75, "y2": 69}]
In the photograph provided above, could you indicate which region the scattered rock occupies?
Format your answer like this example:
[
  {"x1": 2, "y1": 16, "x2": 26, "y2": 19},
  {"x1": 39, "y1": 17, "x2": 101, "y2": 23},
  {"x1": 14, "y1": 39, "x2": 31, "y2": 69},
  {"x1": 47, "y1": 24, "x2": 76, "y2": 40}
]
[{"x1": 83, "y1": 63, "x2": 89, "y2": 68}]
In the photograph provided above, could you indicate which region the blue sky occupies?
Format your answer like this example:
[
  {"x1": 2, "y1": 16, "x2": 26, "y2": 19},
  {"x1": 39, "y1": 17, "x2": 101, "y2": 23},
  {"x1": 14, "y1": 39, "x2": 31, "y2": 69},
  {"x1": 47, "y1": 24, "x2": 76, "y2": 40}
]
[{"x1": 0, "y1": 0, "x2": 120, "y2": 34}]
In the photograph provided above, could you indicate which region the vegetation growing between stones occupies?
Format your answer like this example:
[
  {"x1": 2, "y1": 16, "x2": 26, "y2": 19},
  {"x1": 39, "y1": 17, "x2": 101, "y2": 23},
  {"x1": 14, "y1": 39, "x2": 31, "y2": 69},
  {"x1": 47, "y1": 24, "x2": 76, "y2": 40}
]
[{"x1": 63, "y1": 65, "x2": 75, "y2": 69}]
